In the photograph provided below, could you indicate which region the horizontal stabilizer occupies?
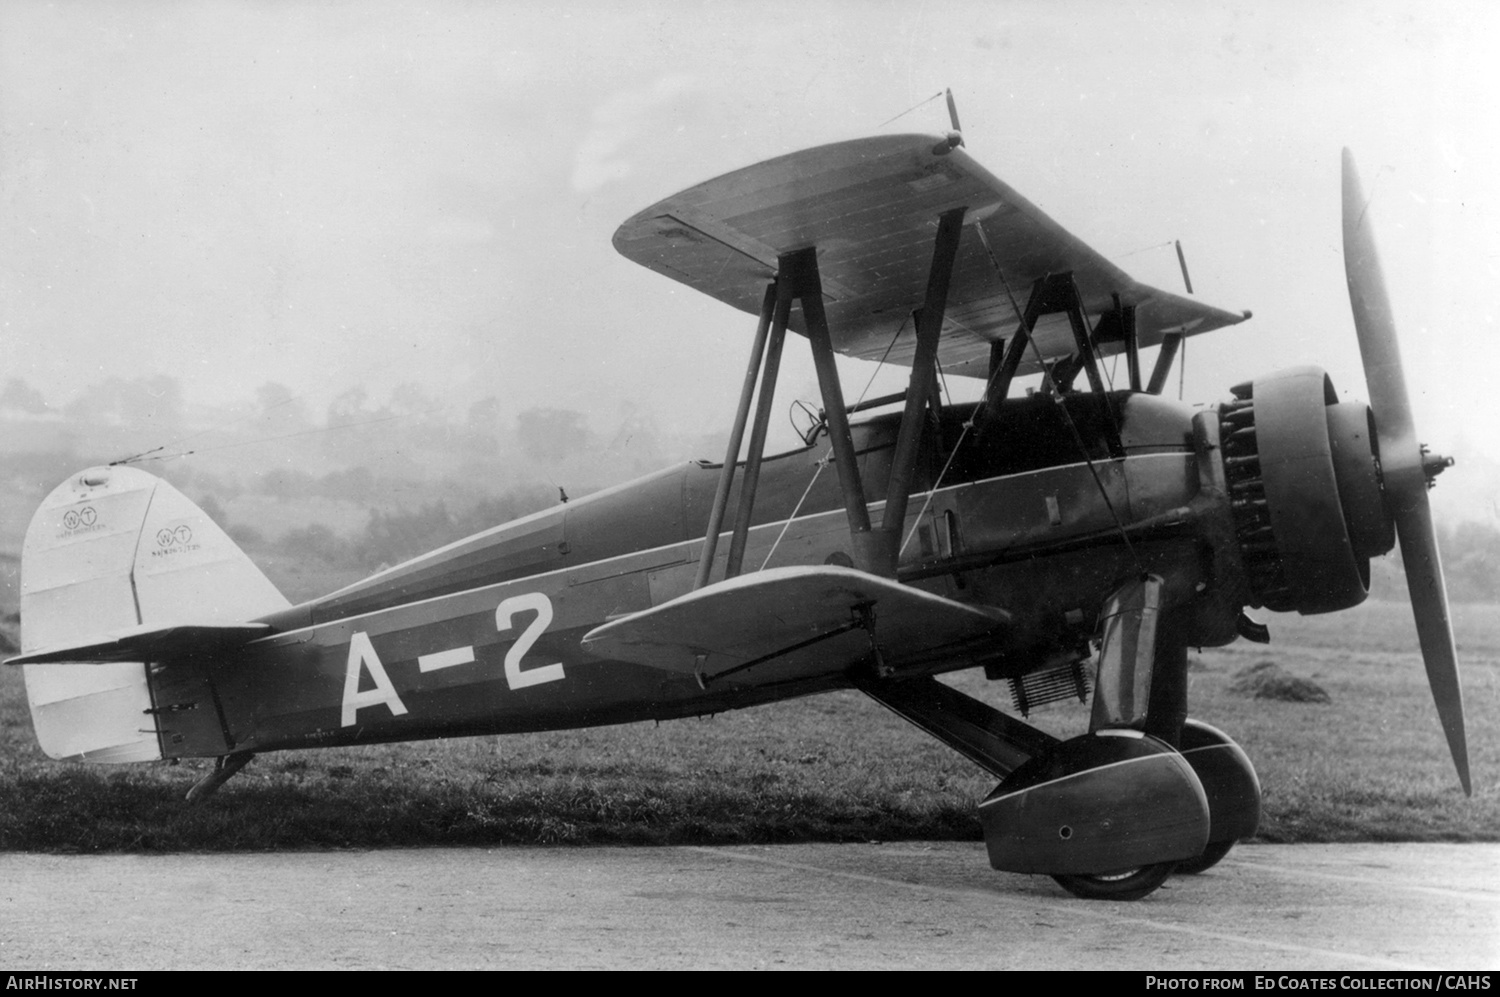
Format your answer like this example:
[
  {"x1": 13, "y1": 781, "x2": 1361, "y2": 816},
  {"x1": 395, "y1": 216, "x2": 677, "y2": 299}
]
[
  {"x1": 7, "y1": 622, "x2": 271, "y2": 666},
  {"x1": 581, "y1": 565, "x2": 1006, "y2": 684}
]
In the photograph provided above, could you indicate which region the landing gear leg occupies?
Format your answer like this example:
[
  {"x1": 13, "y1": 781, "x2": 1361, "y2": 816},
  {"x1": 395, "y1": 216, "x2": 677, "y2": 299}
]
[
  {"x1": 982, "y1": 578, "x2": 1213, "y2": 901},
  {"x1": 1142, "y1": 607, "x2": 1190, "y2": 749},
  {"x1": 1096, "y1": 584, "x2": 1261, "y2": 878},
  {"x1": 1048, "y1": 593, "x2": 1199, "y2": 901}
]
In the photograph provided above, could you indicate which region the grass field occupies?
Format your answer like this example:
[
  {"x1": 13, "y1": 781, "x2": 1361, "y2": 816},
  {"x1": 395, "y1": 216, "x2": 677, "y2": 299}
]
[{"x1": 0, "y1": 599, "x2": 1494, "y2": 852}]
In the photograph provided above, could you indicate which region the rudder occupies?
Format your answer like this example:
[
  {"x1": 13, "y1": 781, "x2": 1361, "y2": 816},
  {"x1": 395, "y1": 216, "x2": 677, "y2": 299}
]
[{"x1": 19, "y1": 465, "x2": 289, "y2": 762}]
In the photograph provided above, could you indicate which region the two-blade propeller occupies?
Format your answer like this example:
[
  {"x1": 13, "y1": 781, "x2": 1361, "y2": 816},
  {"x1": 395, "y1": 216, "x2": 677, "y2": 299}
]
[{"x1": 1341, "y1": 149, "x2": 1471, "y2": 795}]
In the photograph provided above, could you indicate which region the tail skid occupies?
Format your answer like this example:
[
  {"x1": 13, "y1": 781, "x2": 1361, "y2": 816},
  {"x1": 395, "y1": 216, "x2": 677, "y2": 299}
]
[{"x1": 16, "y1": 465, "x2": 289, "y2": 763}]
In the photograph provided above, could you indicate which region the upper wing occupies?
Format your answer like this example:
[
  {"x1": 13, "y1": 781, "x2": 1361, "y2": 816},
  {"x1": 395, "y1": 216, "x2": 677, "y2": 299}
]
[
  {"x1": 580, "y1": 565, "x2": 1006, "y2": 685},
  {"x1": 613, "y1": 133, "x2": 1247, "y2": 377}
]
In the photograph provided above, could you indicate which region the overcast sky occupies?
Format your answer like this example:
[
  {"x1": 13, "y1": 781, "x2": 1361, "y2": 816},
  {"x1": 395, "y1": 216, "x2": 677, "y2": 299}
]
[{"x1": 3, "y1": 0, "x2": 1497, "y2": 463}]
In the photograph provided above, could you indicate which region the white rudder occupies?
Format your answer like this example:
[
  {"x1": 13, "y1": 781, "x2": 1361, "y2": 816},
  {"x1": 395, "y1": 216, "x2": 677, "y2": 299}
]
[{"x1": 19, "y1": 465, "x2": 289, "y2": 762}]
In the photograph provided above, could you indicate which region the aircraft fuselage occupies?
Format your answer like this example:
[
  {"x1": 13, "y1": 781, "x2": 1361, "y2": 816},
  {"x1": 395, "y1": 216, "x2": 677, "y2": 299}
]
[{"x1": 153, "y1": 390, "x2": 1240, "y2": 759}]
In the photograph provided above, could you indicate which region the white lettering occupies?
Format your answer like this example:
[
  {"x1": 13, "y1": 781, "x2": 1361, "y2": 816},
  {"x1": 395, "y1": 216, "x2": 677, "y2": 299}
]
[
  {"x1": 340, "y1": 631, "x2": 409, "y2": 726},
  {"x1": 497, "y1": 592, "x2": 564, "y2": 690},
  {"x1": 417, "y1": 646, "x2": 475, "y2": 672}
]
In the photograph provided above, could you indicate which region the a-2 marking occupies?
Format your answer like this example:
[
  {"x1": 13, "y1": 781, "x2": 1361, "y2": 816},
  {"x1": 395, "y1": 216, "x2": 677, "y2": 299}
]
[{"x1": 341, "y1": 591, "x2": 565, "y2": 727}]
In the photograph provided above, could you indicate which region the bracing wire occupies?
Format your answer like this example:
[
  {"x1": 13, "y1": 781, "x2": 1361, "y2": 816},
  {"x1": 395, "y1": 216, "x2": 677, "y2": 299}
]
[
  {"x1": 876, "y1": 91, "x2": 945, "y2": 129},
  {"x1": 1020, "y1": 319, "x2": 1145, "y2": 573},
  {"x1": 897, "y1": 402, "x2": 971, "y2": 558},
  {"x1": 759, "y1": 317, "x2": 908, "y2": 571},
  {"x1": 1116, "y1": 239, "x2": 1176, "y2": 259},
  {"x1": 757, "y1": 455, "x2": 829, "y2": 571},
  {"x1": 112, "y1": 387, "x2": 315, "y2": 466},
  {"x1": 894, "y1": 225, "x2": 1032, "y2": 554},
  {"x1": 965, "y1": 230, "x2": 1146, "y2": 573},
  {"x1": 111, "y1": 411, "x2": 412, "y2": 465},
  {"x1": 896, "y1": 314, "x2": 1016, "y2": 558}
]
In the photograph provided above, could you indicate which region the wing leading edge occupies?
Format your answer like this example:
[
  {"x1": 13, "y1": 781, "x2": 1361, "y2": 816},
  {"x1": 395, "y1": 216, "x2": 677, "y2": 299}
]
[{"x1": 613, "y1": 133, "x2": 1246, "y2": 377}]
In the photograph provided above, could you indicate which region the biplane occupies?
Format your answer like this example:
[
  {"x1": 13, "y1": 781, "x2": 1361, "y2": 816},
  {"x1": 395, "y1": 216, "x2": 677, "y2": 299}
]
[{"x1": 8, "y1": 122, "x2": 1467, "y2": 901}]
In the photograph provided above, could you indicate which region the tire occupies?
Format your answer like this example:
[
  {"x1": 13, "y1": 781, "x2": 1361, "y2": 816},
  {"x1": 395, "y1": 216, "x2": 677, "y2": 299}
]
[
  {"x1": 1174, "y1": 839, "x2": 1235, "y2": 876},
  {"x1": 1051, "y1": 862, "x2": 1175, "y2": 901}
]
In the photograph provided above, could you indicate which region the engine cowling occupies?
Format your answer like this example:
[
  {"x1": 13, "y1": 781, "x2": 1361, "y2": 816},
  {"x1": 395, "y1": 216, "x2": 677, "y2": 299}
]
[{"x1": 1219, "y1": 366, "x2": 1395, "y2": 614}]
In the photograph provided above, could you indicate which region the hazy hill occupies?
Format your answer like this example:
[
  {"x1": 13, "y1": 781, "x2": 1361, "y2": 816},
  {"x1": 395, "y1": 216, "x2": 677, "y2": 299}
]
[{"x1": 0, "y1": 374, "x2": 725, "y2": 556}]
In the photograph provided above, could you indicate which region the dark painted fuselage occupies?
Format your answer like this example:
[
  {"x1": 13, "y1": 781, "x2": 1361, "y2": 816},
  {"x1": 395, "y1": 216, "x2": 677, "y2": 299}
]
[{"x1": 158, "y1": 391, "x2": 1238, "y2": 759}]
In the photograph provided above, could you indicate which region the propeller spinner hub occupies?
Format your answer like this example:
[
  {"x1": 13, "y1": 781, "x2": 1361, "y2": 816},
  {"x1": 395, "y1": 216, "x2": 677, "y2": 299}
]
[{"x1": 1420, "y1": 446, "x2": 1454, "y2": 488}]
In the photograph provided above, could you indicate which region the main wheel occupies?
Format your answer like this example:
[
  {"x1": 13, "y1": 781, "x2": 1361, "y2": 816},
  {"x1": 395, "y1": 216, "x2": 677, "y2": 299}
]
[
  {"x1": 1051, "y1": 862, "x2": 1175, "y2": 901},
  {"x1": 1174, "y1": 839, "x2": 1236, "y2": 876},
  {"x1": 1174, "y1": 720, "x2": 1260, "y2": 875}
]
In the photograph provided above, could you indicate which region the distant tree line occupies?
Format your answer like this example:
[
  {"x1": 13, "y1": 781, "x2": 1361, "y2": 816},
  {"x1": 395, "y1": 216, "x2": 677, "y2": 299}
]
[
  {"x1": 1356, "y1": 521, "x2": 1500, "y2": 604},
  {"x1": 1436, "y1": 521, "x2": 1500, "y2": 603},
  {"x1": 246, "y1": 484, "x2": 558, "y2": 573}
]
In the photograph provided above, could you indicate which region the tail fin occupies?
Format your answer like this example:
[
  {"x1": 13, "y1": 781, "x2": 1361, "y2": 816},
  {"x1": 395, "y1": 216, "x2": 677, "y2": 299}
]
[{"x1": 18, "y1": 465, "x2": 289, "y2": 762}]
